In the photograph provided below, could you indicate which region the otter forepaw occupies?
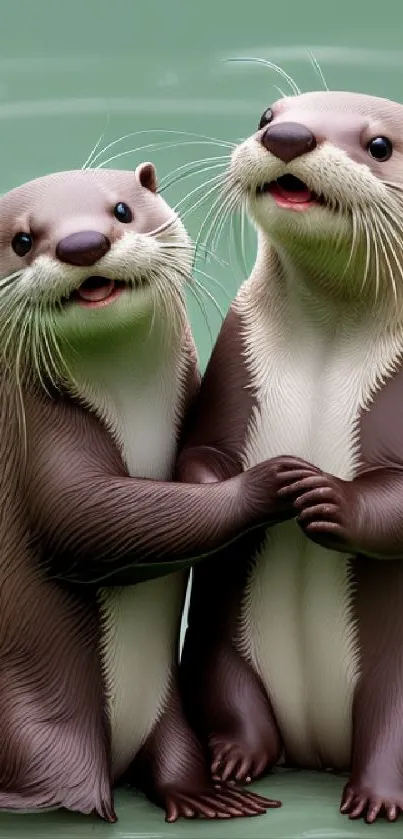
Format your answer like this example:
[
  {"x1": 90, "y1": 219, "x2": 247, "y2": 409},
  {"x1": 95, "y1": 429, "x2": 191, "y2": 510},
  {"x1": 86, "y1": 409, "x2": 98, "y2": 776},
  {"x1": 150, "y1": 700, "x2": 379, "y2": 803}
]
[
  {"x1": 163, "y1": 785, "x2": 280, "y2": 822},
  {"x1": 277, "y1": 469, "x2": 352, "y2": 550},
  {"x1": 209, "y1": 734, "x2": 273, "y2": 785},
  {"x1": 340, "y1": 781, "x2": 403, "y2": 823}
]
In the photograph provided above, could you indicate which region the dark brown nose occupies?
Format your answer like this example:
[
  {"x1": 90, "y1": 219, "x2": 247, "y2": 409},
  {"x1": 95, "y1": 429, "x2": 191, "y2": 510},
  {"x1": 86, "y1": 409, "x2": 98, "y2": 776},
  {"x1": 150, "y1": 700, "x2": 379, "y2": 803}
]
[
  {"x1": 56, "y1": 231, "x2": 111, "y2": 266},
  {"x1": 260, "y1": 122, "x2": 317, "y2": 163}
]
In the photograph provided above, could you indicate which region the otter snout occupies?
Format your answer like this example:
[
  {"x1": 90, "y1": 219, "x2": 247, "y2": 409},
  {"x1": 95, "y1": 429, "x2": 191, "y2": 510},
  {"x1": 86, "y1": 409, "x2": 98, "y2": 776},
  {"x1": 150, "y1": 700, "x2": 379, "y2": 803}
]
[
  {"x1": 260, "y1": 122, "x2": 317, "y2": 163},
  {"x1": 56, "y1": 231, "x2": 111, "y2": 267}
]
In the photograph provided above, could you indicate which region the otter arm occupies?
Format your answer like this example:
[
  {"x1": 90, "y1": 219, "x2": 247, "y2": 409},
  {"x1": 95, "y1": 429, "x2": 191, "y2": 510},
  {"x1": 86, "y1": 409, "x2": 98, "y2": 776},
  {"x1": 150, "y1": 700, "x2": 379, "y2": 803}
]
[
  {"x1": 25, "y1": 388, "x2": 285, "y2": 587},
  {"x1": 277, "y1": 463, "x2": 403, "y2": 560},
  {"x1": 346, "y1": 467, "x2": 403, "y2": 559},
  {"x1": 176, "y1": 307, "x2": 289, "y2": 788},
  {"x1": 176, "y1": 307, "x2": 260, "y2": 484}
]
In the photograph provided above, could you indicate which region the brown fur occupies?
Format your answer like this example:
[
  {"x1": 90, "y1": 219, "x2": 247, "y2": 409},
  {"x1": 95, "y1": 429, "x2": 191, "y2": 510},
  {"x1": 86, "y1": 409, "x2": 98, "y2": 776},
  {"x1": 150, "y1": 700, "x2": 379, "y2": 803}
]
[
  {"x1": 178, "y1": 91, "x2": 403, "y2": 824},
  {"x1": 0, "y1": 166, "x2": 302, "y2": 821}
]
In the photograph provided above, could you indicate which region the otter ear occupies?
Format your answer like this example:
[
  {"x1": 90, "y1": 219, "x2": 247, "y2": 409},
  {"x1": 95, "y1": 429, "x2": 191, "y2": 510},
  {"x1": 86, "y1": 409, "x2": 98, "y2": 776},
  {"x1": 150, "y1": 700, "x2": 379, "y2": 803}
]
[{"x1": 135, "y1": 162, "x2": 158, "y2": 194}]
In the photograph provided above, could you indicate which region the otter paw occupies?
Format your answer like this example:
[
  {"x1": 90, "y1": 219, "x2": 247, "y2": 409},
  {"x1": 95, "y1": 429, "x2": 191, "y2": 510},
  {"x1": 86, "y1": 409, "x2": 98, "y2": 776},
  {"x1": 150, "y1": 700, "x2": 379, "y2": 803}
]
[
  {"x1": 340, "y1": 782, "x2": 403, "y2": 823},
  {"x1": 277, "y1": 469, "x2": 351, "y2": 549},
  {"x1": 209, "y1": 734, "x2": 273, "y2": 784},
  {"x1": 164, "y1": 785, "x2": 280, "y2": 822}
]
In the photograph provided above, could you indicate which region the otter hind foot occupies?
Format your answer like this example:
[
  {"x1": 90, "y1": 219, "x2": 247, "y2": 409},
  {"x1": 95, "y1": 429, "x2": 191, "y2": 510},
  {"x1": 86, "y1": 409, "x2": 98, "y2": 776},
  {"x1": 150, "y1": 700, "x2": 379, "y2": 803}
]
[
  {"x1": 209, "y1": 733, "x2": 276, "y2": 785},
  {"x1": 163, "y1": 785, "x2": 280, "y2": 822},
  {"x1": 341, "y1": 781, "x2": 403, "y2": 823}
]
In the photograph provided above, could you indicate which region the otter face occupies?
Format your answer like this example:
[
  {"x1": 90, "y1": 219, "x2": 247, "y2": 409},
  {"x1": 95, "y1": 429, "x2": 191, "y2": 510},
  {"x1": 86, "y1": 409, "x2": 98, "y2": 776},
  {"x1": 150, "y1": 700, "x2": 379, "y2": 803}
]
[
  {"x1": 0, "y1": 164, "x2": 192, "y2": 385},
  {"x1": 228, "y1": 91, "x2": 403, "y2": 300}
]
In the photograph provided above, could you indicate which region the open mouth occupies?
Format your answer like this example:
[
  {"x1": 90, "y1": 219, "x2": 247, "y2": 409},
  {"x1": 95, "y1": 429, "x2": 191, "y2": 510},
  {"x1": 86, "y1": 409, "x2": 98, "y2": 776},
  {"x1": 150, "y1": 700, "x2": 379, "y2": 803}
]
[
  {"x1": 256, "y1": 174, "x2": 324, "y2": 211},
  {"x1": 69, "y1": 276, "x2": 128, "y2": 308}
]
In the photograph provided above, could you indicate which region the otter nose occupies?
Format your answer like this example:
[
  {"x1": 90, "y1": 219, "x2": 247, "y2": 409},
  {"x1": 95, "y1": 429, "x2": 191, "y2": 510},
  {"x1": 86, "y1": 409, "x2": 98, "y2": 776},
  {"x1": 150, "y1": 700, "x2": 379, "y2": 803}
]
[
  {"x1": 56, "y1": 231, "x2": 111, "y2": 266},
  {"x1": 260, "y1": 122, "x2": 317, "y2": 163}
]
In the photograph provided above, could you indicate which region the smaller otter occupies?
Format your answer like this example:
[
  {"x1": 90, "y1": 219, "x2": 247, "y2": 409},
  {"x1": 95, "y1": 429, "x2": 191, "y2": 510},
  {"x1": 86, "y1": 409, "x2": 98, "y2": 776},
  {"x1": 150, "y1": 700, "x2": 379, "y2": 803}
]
[
  {"x1": 178, "y1": 91, "x2": 403, "y2": 824},
  {"x1": 0, "y1": 163, "x2": 300, "y2": 822}
]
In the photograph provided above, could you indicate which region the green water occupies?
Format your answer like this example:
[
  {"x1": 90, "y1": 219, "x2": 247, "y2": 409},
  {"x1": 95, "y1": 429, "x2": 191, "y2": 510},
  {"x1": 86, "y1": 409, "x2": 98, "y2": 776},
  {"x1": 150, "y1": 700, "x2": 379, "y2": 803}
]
[
  {"x1": 2, "y1": 0, "x2": 403, "y2": 366},
  {"x1": 1, "y1": 0, "x2": 403, "y2": 834}
]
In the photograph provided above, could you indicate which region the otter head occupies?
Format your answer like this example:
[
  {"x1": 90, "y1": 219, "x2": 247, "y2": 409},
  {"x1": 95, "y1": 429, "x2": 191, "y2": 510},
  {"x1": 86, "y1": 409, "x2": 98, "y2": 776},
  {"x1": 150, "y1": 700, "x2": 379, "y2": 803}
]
[
  {"x1": 0, "y1": 164, "x2": 192, "y2": 388},
  {"x1": 228, "y1": 91, "x2": 403, "y2": 306}
]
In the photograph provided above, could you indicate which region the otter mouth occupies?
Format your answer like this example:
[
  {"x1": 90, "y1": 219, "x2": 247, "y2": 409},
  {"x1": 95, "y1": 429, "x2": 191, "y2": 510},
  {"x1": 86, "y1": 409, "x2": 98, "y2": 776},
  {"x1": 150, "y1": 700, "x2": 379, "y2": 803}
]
[
  {"x1": 256, "y1": 174, "x2": 324, "y2": 211},
  {"x1": 69, "y1": 276, "x2": 128, "y2": 308}
]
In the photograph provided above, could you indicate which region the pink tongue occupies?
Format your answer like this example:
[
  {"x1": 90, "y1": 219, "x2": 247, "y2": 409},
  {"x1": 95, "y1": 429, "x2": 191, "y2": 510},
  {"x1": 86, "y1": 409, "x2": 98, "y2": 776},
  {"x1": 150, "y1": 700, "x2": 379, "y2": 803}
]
[
  {"x1": 277, "y1": 183, "x2": 313, "y2": 204},
  {"x1": 77, "y1": 279, "x2": 115, "y2": 302}
]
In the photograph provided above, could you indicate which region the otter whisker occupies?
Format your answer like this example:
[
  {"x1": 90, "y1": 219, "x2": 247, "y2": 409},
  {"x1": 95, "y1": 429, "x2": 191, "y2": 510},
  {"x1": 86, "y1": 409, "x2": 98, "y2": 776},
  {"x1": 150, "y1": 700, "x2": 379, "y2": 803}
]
[
  {"x1": 373, "y1": 211, "x2": 398, "y2": 304},
  {"x1": 383, "y1": 181, "x2": 403, "y2": 194},
  {"x1": 308, "y1": 49, "x2": 329, "y2": 91},
  {"x1": 95, "y1": 140, "x2": 235, "y2": 171},
  {"x1": 188, "y1": 274, "x2": 224, "y2": 321},
  {"x1": 155, "y1": 261, "x2": 203, "y2": 344},
  {"x1": 230, "y1": 205, "x2": 252, "y2": 280},
  {"x1": 224, "y1": 56, "x2": 301, "y2": 96},
  {"x1": 194, "y1": 191, "x2": 229, "y2": 263},
  {"x1": 180, "y1": 178, "x2": 226, "y2": 223},
  {"x1": 36, "y1": 307, "x2": 59, "y2": 396},
  {"x1": 157, "y1": 239, "x2": 228, "y2": 270},
  {"x1": 174, "y1": 171, "x2": 227, "y2": 215},
  {"x1": 39, "y1": 307, "x2": 64, "y2": 392},
  {"x1": 90, "y1": 128, "x2": 236, "y2": 169},
  {"x1": 151, "y1": 278, "x2": 161, "y2": 343},
  {"x1": 378, "y1": 200, "x2": 403, "y2": 253},
  {"x1": 43, "y1": 304, "x2": 77, "y2": 389},
  {"x1": 162, "y1": 162, "x2": 229, "y2": 205},
  {"x1": 151, "y1": 273, "x2": 173, "y2": 350},
  {"x1": 1, "y1": 297, "x2": 27, "y2": 368},
  {"x1": 167, "y1": 258, "x2": 223, "y2": 331},
  {"x1": 376, "y1": 212, "x2": 403, "y2": 306},
  {"x1": 81, "y1": 113, "x2": 111, "y2": 170},
  {"x1": 343, "y1": 205, "x2": 359, "y2": 279},
  {"x1": 146, "y1": 215, "x2": 181, "y2": 238},
  {"x1": 358, "y1": 213, "x2": 373, "y2": 300},
  {"x1": 369, "y1": 210, "x2": 397, "y2": 305},
  {"x1": 371, "y1": 217, "x2": 381, "y2": 305},
  {"x1": 229, "y1": 213, "x2": 244, "y2": 281},
  {"x1": 210, "y1": 192, "x2": 240, "y2": 256},
  {"x1": 159, "y1": 155, "x2": 231, "y2": 192},
  {"x1": 193, "y1": 245, "x2": 228, "y2": 269},
  {"x1": 194, "y1": 182, "x2": 235, "y2": 262},
  {"x1": 273, "y1": 85, "x2": 287, "y2": 99},
  {"x1": 0, "y1": 270, "x2": 23, "y2": 290},
  {"x1": 207, "y1": 187, "x2": 243, "y2": 257},
  {"x1": 14, "y1": 303, "x2": 31, "y2": 453},
  {"x1": 192, "y1": 265, "x2": 230, "y2": 302},
  {"x1": 186, "y1": 282, "x2": 214, "y2": 348}
]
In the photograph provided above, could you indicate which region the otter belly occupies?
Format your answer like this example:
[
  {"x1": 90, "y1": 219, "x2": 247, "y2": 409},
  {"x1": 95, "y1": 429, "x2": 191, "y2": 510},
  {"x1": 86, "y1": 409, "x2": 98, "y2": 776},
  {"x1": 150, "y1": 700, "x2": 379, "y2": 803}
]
[
  {"x1": 238, "y1": 308, "x2": 403, "y2": 769},
  {"x1": 72, "y1": 344, "x2": 189, "y2": 779},
  {"x1": 100, "y1": 572, "x2": 186, "y2": 780},
  {"x1": 242, "y1": 525, "x2": 357, "y2": 768}
]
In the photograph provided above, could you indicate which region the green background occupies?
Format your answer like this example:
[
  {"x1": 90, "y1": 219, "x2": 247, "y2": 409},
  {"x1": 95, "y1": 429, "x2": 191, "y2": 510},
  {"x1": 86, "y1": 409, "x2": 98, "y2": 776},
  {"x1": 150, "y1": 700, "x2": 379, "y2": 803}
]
[{"x1": 1, "y1": 0, "x2": 403, "y2": 835}]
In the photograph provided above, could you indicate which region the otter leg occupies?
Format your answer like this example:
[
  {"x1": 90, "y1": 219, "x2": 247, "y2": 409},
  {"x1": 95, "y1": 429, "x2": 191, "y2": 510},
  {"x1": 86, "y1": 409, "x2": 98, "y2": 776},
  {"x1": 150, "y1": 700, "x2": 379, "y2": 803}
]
[
  {"x1": 130, "y1": 677, "x2": 279, "y2": 822},
  {"x1": 180, "y1": 539, "x2": 283, "y2": 787},
  {"x1": 340, "y1": 557, "x2": 403, "y2": 824}
]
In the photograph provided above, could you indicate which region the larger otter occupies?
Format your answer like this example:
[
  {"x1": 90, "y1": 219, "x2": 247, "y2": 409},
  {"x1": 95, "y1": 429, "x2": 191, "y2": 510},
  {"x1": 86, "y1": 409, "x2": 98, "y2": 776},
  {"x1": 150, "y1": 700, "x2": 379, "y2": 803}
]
[
  {"x1": 0, "y1": 165, "x2": 299, "y2": 821},
  {"x1": 177, "y1": 91, "x2": 403, "y2": 824}
]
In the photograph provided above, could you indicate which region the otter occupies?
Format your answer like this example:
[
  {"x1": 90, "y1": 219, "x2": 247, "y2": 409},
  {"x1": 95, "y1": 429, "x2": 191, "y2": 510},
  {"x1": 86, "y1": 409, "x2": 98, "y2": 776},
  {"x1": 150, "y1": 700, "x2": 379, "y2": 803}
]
[
  {"x1": 0, "y1": 164, "x2": 300, "y2": 821},
  {"x1": 177, "y1": 90, "x2": 403, "y2": 824}
]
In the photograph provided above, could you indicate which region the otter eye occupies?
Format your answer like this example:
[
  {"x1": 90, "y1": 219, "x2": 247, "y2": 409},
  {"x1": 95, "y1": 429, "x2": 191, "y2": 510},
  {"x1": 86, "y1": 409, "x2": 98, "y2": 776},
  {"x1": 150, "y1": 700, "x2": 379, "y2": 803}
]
[
  {"x1": 12, "y1": 232, "x2": 33, "y2": 257},
  {"x1": 367, "y1": 136, "x2": 393, "y2": 162},
  {"x1": 258, "y1": 108, "x2": 274, "y2": 130},
  {"x1": 113, "y1": 202, "x2": 133, "y2": 223}
]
